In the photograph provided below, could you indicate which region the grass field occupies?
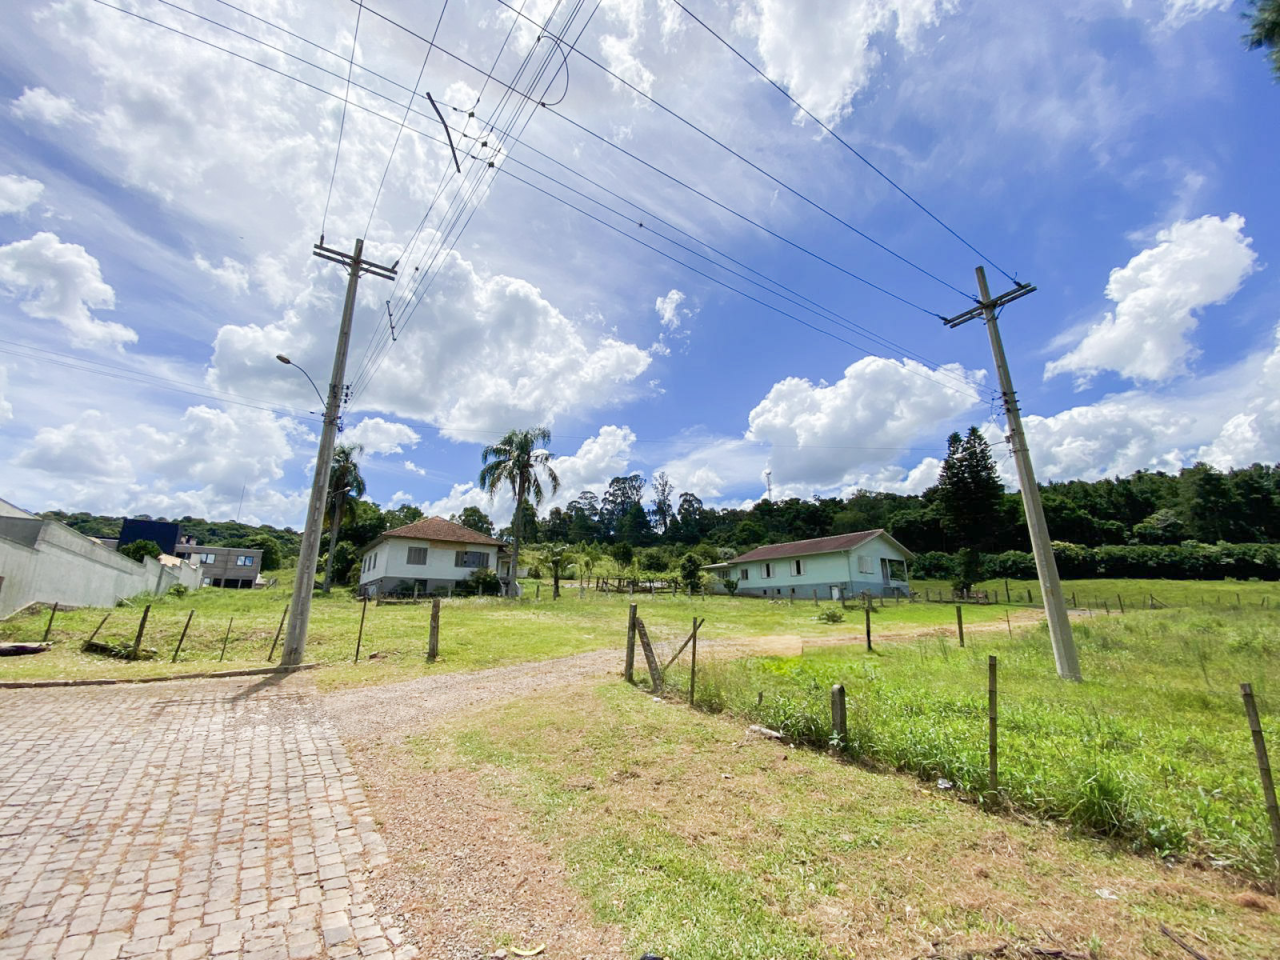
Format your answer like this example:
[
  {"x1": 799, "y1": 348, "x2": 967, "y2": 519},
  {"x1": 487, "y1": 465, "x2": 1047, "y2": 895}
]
[
  {"x1": 0, "y1": 574, "x2": 1012, "y2": 687},
  {"x1": 661, "y1": 605, "x2": 1280, "y2": 886},
  {"x1": 914, "y1": 577, "x2": 1280, "y2": 610},
  {"x1": 430, "y1": 683, "x2": 1280, "y2": 959}
]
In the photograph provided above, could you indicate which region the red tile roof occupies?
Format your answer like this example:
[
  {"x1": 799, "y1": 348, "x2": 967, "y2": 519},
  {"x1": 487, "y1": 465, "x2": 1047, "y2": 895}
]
[
  {"x1": 378, "y1": 516, "x2": 505, "y2": 547},
  {"x1": 730, "y1": 529, "x2": 909, "y2": 563}
]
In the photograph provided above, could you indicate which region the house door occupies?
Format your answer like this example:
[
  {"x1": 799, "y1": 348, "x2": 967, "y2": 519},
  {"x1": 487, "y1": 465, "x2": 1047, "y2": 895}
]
[
  {"x1": 830, "y1": 585, "x2": 841, "y2": 601},
  {"x1": 880, "y1": 558, "x2": 891, "y2": 585}
]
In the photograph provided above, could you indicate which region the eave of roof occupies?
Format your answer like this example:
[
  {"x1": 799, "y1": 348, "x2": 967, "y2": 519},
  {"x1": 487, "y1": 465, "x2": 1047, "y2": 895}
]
[
  {"x1": 361, "y1": 516, "x2": 506, "y2": 554},
  {"x1": 728, "y1": 529, "x2": 915, "y2": 563}
]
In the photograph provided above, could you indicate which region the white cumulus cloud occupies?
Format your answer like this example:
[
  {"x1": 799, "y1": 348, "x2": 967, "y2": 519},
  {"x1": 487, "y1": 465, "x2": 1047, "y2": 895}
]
[
  {"x1": 1045, "y1": 214, "x2": 1257, "y2": 386},
  {"x1": 0, "y1": 232, "x2": 135, "y2": 349},
  {"x1": 193, "y1": 254, "x2": 250, "y2": 295},
  {"x1": 11, "y1": 86, "x2": 77, "y2": 126},
  {"x1": 342, "y1": 417, "x2": 421, "y2": 456},
  {"x1": 0, "y1": 175, "x2": 44, "y2": 216}
]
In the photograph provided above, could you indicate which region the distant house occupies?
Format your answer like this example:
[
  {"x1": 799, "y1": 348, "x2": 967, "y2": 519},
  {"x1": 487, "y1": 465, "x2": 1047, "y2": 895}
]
[
  {"x1": 707, "y1": 529, "x2": 914, "y2": 600},
  {"x1": 357, "y1": 516, "x2": 510, "y2": 598},
  {"x1": 172, "y1": 538, "x2": 265, "y2": 589}
]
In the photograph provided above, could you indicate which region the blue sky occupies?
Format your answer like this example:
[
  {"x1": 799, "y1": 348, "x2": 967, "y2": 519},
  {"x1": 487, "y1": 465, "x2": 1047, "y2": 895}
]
[{"x1": 0, "y1": 0, "x2": 1277, "y2": 528}]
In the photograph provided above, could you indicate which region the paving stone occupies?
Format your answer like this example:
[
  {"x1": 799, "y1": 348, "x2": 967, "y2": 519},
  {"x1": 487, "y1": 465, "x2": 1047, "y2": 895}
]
[{"x1": 0, "y1": 679, "x2": 410, "y2": 960}]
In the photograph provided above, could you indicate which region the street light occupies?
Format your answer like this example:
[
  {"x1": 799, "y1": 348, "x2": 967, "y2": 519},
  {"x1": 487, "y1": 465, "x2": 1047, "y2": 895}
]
[{"x1": 276, "y1": 354, "x2": 326, "y2": 410}]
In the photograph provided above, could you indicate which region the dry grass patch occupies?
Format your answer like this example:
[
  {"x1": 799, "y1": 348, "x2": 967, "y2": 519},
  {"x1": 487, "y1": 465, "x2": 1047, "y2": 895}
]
[{"x1": 433, "y1": 682, "x2": 1279, "y2": 960}]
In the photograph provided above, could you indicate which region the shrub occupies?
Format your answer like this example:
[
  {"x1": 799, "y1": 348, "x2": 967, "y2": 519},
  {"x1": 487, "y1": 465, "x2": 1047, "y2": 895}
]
[
  {"x1": 120, "y1": 539, "x2": 162, "y2": 562},
  {"x1": 815, "y1": 609, "x2": 844, "y2": 623}
]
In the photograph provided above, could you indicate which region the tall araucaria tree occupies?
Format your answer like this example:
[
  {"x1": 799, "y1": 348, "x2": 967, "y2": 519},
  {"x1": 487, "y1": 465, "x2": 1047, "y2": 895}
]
[
  {"x1": 933, "y1": 427, "x2": 1003, "y2": 592},
  {"x1": 322, "y1": 443, "x2": 365, "y2": 593},
  {"x1": 478, "y1": 427, "x2": 560, "y2": 597}
]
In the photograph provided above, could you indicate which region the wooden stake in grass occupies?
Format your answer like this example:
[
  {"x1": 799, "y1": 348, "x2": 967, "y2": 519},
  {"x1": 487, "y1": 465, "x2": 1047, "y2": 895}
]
[
  {"x1": 955, "y1": 605, "x2": 965, "y2": 648},
  {"x1": 1241, "y1": 682, "x2": 1280, "y2": 879},
  {"x1": 1117, "y1": 594, "x2": 1125, "y2": 614},
  {"x1": 131, "y1": 604, "x2": 151, "y2": 660},
  {"x1": 1104, "y1": 599, "x2": 1110, "y2": 615},
  {"x1": 689, "y1": 617, "x2": 698, "y2": 706},
  {"x1": 1005, "y1": 612, "x2": 1013, "y2": 640},
  {"x1": 42, "y1": 603, "x2": 59, "y2": 644},
  {"x1": 865, "y1": 604, "x2": 872, "y2": 652},
  {"x1": 831, "y1": 684, "x2": 847, "y2": 753},
  {"x1": 636, "y1": 618, "x2": 663, "y2": 694},
  {"x1": 354, "y1": 597, "x2": 368, "y2": 663},
  {"x1": 428, "y1": 597, "x2": 440, "y2": 662},
  {"x1": 172, "y1": 610, "x2": 195, "y2": 663},
  {"x1": 87, "y1": 613, "x2": 110, "y2": 644},
  {"x1": 267, "y1": 603, "x2": 289, "y2": 661},
  {"x1": 812, "y1": 589, "x2": 819, "y2": 606},
  {"x1": 625, "y1": 603, "x2": 637, "y2": 684},
  {"x1": 988, "y1": 656, "x2": 998, "y2": 800},
  {"x1": 219, "y1": 618, "x2": 232, "y2": 662},
  {"x1": 1004, "y1": 579, "x2": 1011, "y2": 603}
]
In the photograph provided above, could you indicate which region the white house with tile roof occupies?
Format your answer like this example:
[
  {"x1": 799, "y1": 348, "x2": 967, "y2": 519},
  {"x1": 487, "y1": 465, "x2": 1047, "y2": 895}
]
[
  {"x1": 706, "y1": 529, "x2": 914, "y2": 600},
  {"x1": 356, "y1": 516, "x2": 510, "y2": 597}
]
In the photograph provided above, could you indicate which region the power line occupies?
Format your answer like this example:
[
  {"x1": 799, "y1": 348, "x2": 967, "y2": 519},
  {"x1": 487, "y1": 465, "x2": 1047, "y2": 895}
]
[
  {"x1": 473, "y1": 0, "x2": 977, "y2": 302},
  {"x1": 86, "y1": 1, "x2": 987, "y2": 404},
  {"x1": 321, "y1": 0, "x2": 364, "y2": 242},
  {"x1": 0, "y1": 340, "x2": 322, "y2": 422},
  {"x1": 668, "y1": 0, "x2": 1017, "y2": 286},
  {"x1": 362, "y1": 0, "x2": 451, "y2": 239}
]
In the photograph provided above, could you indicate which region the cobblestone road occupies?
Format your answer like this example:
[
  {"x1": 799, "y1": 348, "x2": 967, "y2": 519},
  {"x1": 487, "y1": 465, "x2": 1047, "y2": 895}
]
[{"x1": 0, "y1": 675, "x2": 414, "y2": 960}]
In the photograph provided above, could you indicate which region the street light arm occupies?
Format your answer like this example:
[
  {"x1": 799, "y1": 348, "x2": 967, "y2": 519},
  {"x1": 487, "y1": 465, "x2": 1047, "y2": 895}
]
[{"x1": 277, "y1": 354, "x2": 327, "y2": 410}]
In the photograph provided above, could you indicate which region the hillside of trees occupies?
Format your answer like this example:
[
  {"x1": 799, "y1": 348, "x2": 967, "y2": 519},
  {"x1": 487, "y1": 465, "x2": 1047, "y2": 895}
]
[{"x1": 37, "y1": 456, "x2": 1280, "y2": 585}]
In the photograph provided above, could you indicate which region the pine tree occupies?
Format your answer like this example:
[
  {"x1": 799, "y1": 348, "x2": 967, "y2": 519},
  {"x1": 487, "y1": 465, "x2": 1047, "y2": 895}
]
[{"x1": 932, "y1": 427, "x2": 1004, "y2": 590}]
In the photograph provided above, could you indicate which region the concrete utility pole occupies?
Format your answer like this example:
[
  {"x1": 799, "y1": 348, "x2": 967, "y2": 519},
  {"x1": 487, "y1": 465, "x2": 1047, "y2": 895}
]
[
  {"x1": 944, "y1": 267, "x2": 1081, "y2": 681},
  {"x1": 281, "y1": 238, "x2": 397, "y2": 667}
]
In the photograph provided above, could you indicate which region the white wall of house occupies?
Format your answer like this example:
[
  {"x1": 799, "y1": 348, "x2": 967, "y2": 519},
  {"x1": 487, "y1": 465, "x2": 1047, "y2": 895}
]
[
  {"x1": 725, "y1": 535, "x2": 912, "y2": 598},
  {"x1": 0, "y1": 517, "x2": 202, "y2": 618},
  {"x1": 359, "y1": 538, "x2": 500, "y2": 588}
]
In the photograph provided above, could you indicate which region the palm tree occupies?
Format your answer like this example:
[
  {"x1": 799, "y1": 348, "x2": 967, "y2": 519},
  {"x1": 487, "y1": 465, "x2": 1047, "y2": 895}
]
[
  {"x1": 1246, "y1": 1, "x2": 1280, "y2": 78},
  {"x1": 544, "y1": 542, "x2": 573, "y2": 600},
  {"x1": 478, "y1": 427, "x2": 560, "y2": 597},
  {"x1": 322, "y1": 443, "x2": 365, "y2": 593},
  {"x1": 577, "y1": 542, "x2": 603, "y2": 589}
]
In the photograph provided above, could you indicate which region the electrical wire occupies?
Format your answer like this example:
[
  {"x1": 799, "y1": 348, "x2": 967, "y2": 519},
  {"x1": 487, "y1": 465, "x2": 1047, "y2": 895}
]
[
  {"x1": 362, "y1": 0, "x2": 451, "y2": 239},
  {"x1": 321, "y1": 0, "x2": 364, "y2": 242},
  {"x1": 471, "y1": 0, "x2": 979, "y2": 302},
  {"x1": 0, "y1": 340, "x2": 322, "y2": 423},
  {"x1": 85, "y1": 1, "x2": 990, "y2": 407},
  {"x1": 669, "y1": 0, "x2": 1017, "y2": 286}
]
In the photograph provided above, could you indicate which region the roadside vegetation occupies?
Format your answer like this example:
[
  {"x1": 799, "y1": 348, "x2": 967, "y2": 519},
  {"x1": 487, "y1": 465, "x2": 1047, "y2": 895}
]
[
  {"x1": 434, "y1": 681, "x2": 1280, "y2": 960},
  {"x1": 660, "y1": 605, "x2": 1280, "y2": 886}
]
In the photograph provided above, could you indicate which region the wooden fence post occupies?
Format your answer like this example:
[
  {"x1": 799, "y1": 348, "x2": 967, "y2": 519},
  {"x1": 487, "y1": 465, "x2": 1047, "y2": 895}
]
[
  {"x1": 689, "y1": 617, "x2": 698, "y2": 705},
  {"x1": 988, "y1": 656, "x2": 998, "y2": 800},
  {"x1": 267, "y1": 603, "x2": 289, "y2": 661},
  {"x1": 636, "y1": 618, "x2": 663, "y2": 693},
  {"x1": 625, "y1": 603, "x2": 637, "y2": 683},
  {"x1": 924, "y1": 587, "x2": 930, "y2": 602},
  {"x1": 1004, "y1": 579, "x2": 1011, "y2": 603},
  {"x1": 219, "y1": 618, "x2": 232, "y2": 662},
  {"x1": 131, "y1": 605, "x2": 151, "y2": 660},
  {"x1": 1071, "y1": 592, "x2": 1077, "y2": 608},
  {"x1": 535, "y1": 582, "x2": 540, "y2": 600},
  {"x1": 1241, "y1": 683, "x2": 1280, "y2": 879},
  {"x1": 354, "y1": 597, "x2": 368, "y2": 663},
  {"x1": 87, "y1": 613, "x2": 110, "y2": 644},
  {"x1": 812, "y1": 589, "x2": 819, "y2": 606},
  {"x1": 428, "y1": 597, "x2": 440, "y2": 662},
  {"x1": 1117, "y1": 594, "x2": 1125, "y2": 614},
  {"x1": 1103, "y1": 599, "x2": 1110, "y2": 615},
  {"x1": 173, "y1": 610, "x2": 195, "y2": 663},
  {"x1": 864, "y1": 604, "x2": 872, "y2": 652},
  {"x1": 831, "y1": 684, "x2": 847, "y2": 752},
  {"x1": 955, "y1": 605, "x2": 965, "y2": 648},
  {"x1": 42, "y1": 603, "x2": 59, "y2": 644}
]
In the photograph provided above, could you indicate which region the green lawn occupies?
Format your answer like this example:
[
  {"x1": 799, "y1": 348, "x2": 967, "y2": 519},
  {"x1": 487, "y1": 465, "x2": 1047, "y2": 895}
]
[
  {"x1": 664, "y1": 604, "x2": 1280, "y2": 885},
  {"x1": 0, "y1": 575, "x2": 1010, "y2": 687},
  {"x1": 429, "y1": 682, "x2": 1280, "y2": 959}
]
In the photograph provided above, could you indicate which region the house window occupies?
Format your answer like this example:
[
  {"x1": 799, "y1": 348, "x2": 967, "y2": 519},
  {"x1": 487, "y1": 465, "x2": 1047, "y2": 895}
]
[
  {"x1": 236, "y1": 555, "x2": 254, "y2": 566},
  {"x1": 407, "y1": 546, "x2": 428, "y2": 565},
  {"x1": 885, "y1": 558, "x2": 907, "y2": 581},
  {"x1": 858, "y1": 555, "x2": 874, "y2": 575},
  {"x1": 202, "y1": 577, "x2": 211, "y2": 586},
  {"x1": 199, "y1": 553, "x2": 216, "y2": 564},
  {"x1": 792, "y1": 559, "x2": 804, "y2": 576},
  {"x1": 455, "y1": 550, "x2": 489, "y2": 569},
  {"x1": 739, "y1": 568, "x2": 748, "y2": 581},
  {"x1": 762, "y1": 562, "x2": 775, "y2": 579}
]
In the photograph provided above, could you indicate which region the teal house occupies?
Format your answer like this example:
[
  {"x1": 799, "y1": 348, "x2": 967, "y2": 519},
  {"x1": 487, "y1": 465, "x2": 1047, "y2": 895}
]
[{"x1": 708, "y1": 529, "x2": 913, "y2": 600}]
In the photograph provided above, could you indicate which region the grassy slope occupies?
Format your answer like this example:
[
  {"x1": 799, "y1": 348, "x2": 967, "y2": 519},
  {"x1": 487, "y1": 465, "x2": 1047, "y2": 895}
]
[
  {"x1": 0, "y1": 576, "x2": 1010, "y2": 687},
  {"x1": 432, "y1": 683, "x2": 1280, "y2": 959},
  {"x1": 667, "y1": 606, "x2": 1280, "y2": 884}
]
